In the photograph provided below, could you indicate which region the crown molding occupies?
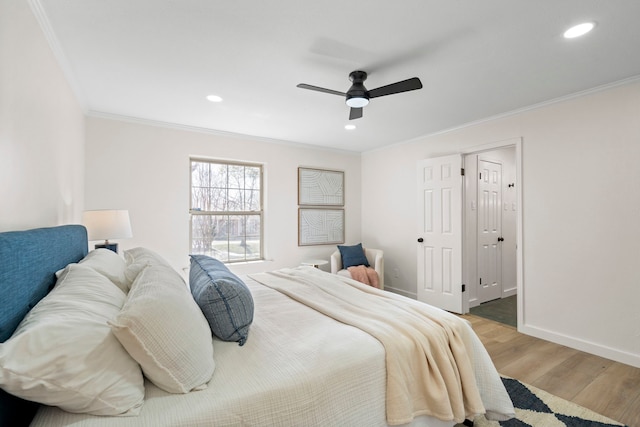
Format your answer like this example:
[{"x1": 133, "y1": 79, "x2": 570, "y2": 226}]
[
  {"x1": 369, "y1": 74, "x2": 640, "y2": 153},
  {"x1": 87, "y1": 111, "x2": 361, "y2": 156},
  {"x1": 28, "y1": 0, "x2": 88, "y2": 112}
]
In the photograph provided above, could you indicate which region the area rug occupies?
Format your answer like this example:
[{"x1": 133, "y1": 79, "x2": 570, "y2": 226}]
[{"x1": 457, "y1": 376, "x2": 627, "y2": 426}]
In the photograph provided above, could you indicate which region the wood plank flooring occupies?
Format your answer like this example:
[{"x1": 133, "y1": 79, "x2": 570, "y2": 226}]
[{"x1": 463, "y1": 314, "x2": 640, "y2": 427}]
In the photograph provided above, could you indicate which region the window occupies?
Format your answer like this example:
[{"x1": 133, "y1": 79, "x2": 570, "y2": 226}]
[{"x1": 190, "y1": 159, "x2": 263, "y2": 263}]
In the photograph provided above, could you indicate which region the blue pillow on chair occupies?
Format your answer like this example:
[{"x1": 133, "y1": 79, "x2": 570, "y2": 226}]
[
  {"x1": 189, "y1": 255, "x2": 254, "y2": 346},
  {"x1": 337, "y1": 243, "x2": 370, "y2": 269}
]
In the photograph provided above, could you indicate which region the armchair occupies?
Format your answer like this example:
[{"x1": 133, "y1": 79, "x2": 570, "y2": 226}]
[{"x1": 330, "y1": 248, "x2": 384, "y2": 289}]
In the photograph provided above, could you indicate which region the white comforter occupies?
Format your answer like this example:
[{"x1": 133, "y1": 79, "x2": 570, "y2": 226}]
[
  {"x1": 250, "y1": 267, "x2": 510, "y2": 424},
  {"x1": 32, "y1": 268, "x2": 513, "y2": 427}
]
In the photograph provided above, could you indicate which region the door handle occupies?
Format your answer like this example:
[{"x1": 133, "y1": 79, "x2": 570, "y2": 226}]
[
  {"x1": 498, "y1": 237, "x2": 504, "y2": 242},
  {"x1": 417, "y1": 238, "x2": 424, "y2": 243}
]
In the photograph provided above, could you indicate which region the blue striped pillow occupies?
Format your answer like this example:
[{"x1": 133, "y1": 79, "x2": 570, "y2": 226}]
[{"x1": 189, "y1": 255, "x2": 254, "y2": 346}]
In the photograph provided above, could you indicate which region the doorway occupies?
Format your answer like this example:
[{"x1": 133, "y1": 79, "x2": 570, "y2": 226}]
[
  {"x1": 464, "y1": 146, "x2": 518, "y2": 326},
  {"x1": 416, "y1": 138, "x2": 522, "y2": 325}
]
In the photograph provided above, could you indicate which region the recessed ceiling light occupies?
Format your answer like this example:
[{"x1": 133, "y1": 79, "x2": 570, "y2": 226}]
[
  {"x1": 564, "y1": 22, "x2": 595, "y2": 39},
  {"x1": 345, "y1": 124, "x2": 356, "y2": 130},
  {"x1": 206, "y1": 94, "x2": 223, "y2": 102}
]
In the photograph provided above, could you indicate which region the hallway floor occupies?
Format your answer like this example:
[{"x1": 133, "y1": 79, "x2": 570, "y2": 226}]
[{"x1": 469, "y1": 295, "x2": 517, "y2": 327}]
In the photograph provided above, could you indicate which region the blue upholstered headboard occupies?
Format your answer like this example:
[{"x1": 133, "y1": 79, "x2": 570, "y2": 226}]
[{"x1": 0, "y1": 225, "x2": 88, "y2": 426}]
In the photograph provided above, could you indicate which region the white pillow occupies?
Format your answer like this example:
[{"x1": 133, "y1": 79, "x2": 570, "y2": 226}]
[
  {"x1": 79, "y1": 248, "x2": 129, "y2": 293},
  {"x1": 109, "y1": 264, "x2": 215, "y2": 393},
  {"x1": 0, "y1": 265, "x2": 145, "y2": 416},
  {"x1": 123, "y1": 247, "x2": 172, "y2": 285}
]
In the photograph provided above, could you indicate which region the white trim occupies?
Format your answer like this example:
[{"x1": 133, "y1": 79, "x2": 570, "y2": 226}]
[
  {"x1": 459, "y1": 137, "x2": 522, "y2": 155},
  {"x1": 28, "y1": 0, "x2": 88, "y2": 112},
  {"x1": 461, "y1": 138, "x2": 523, "y2": 321},
  {"x1": 88, "y1": 111, "x2": 361, "y2": 155},
  {"x1": 424, "y1": 76, "x2": 640, "y2": 140},
  {"x1": 385, "y1": 285, "x2": 417, "y2": 300},
  {"x1": 520, "y1": 324, "x2": 640, "y2": 369},
  {"x1": 515, "y1": 140, "x2": 524, "y2": 331},
  {"x1": 365, "y1": 75, "x2": 640, "y2": 154}
]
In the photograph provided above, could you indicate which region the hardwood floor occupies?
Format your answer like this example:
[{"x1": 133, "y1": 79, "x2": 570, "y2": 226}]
[{"x1": 463, "y1": 314, "x2": 640, "y2": 427}]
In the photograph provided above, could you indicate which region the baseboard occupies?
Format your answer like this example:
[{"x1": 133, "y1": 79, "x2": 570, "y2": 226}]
[
  {"x1": 467, "y1": 293, "x2": 515, "y2": 309},
  {"x1": 385, "y1": 286, "x2": 417, "y2": 299},
  {"x1": 502, "y1": 288, "x2": 517, "y2": 298},
  {"x1": 519, "y1": 323, "x2": 640, "y2": 369}
]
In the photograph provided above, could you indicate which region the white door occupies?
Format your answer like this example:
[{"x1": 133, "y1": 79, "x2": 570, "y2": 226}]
[
  {"x1": 417, "y1": 154, "x2": 463, "y2": 313},
  {"x1": 477, "y1": 158, "x2": 502, "y2": 303}
]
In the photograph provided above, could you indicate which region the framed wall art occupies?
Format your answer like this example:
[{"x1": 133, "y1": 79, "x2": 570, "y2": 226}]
[
  {"x1": 298, "y1": 208, "x2": 344, "y2": 246},
  {"x1": 298, "y1": 167, "x2": 344, "y2": 206}
]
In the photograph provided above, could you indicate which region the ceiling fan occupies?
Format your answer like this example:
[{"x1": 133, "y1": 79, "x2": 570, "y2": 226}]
[{"x1": 297, "y1": 70, "x2": 422, "y2": 120}]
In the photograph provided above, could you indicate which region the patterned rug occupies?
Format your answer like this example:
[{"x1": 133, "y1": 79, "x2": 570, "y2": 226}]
[{"x1": 459, "y1": 376, "x2": 627, "y2": 427}]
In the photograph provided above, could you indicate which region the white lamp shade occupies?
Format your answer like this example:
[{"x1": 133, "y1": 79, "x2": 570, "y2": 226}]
[{"x1": 82, "y1": 210, "x2": 133, "y2": 241}]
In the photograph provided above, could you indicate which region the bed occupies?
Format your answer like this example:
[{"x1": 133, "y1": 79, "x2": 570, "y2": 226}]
[{"x1": 0, "y1": 225, "x2": 514, "y2": 427}]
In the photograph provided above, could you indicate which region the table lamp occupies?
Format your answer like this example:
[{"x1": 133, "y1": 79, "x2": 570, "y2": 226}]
[{"x1": 82, "y1": 209, "x2": 132, "y2": 253}]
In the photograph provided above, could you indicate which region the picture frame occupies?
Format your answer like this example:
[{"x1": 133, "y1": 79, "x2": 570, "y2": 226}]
[
  {"x1": 298, "y1": 208, "x2": 344, "y2": 246},
  {"x1": 298, "y1": 167, "x2": 344, "y2": 206}
]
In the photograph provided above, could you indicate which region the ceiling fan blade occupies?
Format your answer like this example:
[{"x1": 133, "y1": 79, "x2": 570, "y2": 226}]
[
  {"x1": 368, "y1": 77, "x2": 422, "y2": 99},
  {"x1": 349, "y1": 107, "x2": 363, "y2": 120},
  {"x1": 296, "y1": 83, "x2": 346, "y2": 97}
]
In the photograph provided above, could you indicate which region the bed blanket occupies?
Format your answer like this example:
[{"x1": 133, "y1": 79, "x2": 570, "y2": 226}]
[
  {"x1": 33, "y1": 275, "x2": 392, "y2": 427},
  {"x1": 250, "y1": 267, "x2": 491, "y2": 425}
]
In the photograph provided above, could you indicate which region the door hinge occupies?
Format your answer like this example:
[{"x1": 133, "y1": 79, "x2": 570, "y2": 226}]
[
  {"x1": 479, "y1": 172, "x2": 482, "y2": 179},
  {"x1": 461, "y1": 168, "x2": 465, "y2": 176},
  {"x1": 462, "y1": 284, "x2": 466, "y2": 292}
]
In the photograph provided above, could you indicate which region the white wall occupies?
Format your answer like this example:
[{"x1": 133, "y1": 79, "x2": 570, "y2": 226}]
[
  {"x1": 85, "y1": 116, "x2": 362, "y2": 276},
  {"x1": 0, "y1": 0, "x2": 85, "y2": 231},
  {"x1": 361, "y1": 79, "x2": 640, "y2": 367}
]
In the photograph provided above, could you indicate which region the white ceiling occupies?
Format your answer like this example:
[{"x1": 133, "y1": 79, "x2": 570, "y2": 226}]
[{"x1": 36, "y1": 0, "x2": 640, "y2": 152}]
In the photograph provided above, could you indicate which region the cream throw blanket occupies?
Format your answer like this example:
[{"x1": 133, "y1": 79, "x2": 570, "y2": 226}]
[{"x1": 249, "y1": 267, "x2": 486, "y2": 425}]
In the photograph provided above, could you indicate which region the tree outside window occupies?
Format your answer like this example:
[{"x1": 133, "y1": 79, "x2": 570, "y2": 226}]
[{"x1": 190, "y1": 159, "x2": 263, "y2": 262}]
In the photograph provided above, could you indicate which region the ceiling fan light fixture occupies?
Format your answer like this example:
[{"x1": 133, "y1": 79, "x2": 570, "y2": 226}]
[
  {"x1": 297, "y1": 69, "x2": 422, "y2": 120},
  {"x1": 346, "y1": 96, "x2": 369, "y2": 108}
]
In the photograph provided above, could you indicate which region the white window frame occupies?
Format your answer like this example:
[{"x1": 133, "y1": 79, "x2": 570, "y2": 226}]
[{"x1": 189, "y1": 158, "x2": 264, "y2": 263}]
